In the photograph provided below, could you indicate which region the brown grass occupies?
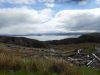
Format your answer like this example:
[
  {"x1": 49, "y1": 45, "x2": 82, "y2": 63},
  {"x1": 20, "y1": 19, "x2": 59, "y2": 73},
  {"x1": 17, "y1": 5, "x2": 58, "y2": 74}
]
[
  {"x1": 52, "y1": 43, "x2": 100, "y2": 52},
  {"x1": 0, "y1": 51, "x2": 80, "y2": 75}
]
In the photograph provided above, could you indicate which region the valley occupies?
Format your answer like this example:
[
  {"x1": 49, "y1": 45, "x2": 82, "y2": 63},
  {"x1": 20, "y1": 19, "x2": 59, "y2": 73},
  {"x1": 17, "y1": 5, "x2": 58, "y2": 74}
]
[{"x1": 0, "y1": 33, "x2": 100, "y2": 75}]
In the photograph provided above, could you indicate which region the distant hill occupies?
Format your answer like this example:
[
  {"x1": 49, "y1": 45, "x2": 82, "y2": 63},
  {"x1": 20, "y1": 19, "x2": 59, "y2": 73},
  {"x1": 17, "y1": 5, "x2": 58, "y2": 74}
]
[
  {"x1": 0, "y1": 32, "x2": 87, "y2": 36},
  {"x1": 0, "y1": 33, "x2": 100, "y2": 48},
  {"x1": 80, "y1": 33, "x2": 100, "y2": 38},
  {"x1": 0, "y1": 36, "x2": 48, "y2": 48},
  {"x1": 46, "y1": 33, "x2": 100, "y2": 45}
]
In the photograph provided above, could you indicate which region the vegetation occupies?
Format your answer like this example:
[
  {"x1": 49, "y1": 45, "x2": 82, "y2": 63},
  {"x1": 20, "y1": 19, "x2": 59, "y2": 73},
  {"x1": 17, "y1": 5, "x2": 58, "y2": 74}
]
[
  {"x1": 46, "y1": 33, "x2": 100, "y2": 45},
  {"x1": 0, "y1": 33, "x2": 100, "y2": 48},
  {"x1": 0, "y1": 36, "x2": 48, "y2": 48},
  {"x1": 0, "y1": 52, "x2": 80, "y2": 75},
  {"x1": 51, "y1": 43, "x2": 100, "y2": 53},
  {"x1": 0, "y1": 33, "x2": 100, "y2": 75},
  {"x1": 80, "y1": 67, "x2": 100, "y2": 75},
  {"x1": 0, "y1": 50, "x2": 99, "y2": 75}
]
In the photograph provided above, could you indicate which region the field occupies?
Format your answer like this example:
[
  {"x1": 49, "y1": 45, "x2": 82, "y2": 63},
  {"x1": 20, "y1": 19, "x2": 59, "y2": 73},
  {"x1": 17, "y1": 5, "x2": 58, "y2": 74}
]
[
  {"x1": 80, "y1": 67, "x2": 100, "y2": 75},
  {"x1": 0, "y1": 67, "x2": 100, "y2": 75},
  {"x1": 0, "y1": 42, "x2": 99, "y2": 75},
  {"x1": 0, "y1": 52, "x2": 80, "y2": 75}
]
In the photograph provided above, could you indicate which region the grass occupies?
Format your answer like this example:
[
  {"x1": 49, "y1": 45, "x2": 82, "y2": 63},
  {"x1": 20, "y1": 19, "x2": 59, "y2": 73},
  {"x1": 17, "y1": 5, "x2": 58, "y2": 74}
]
[
  {"x1": 52, "y1": 43, "x2": 100, "y2": 53},
  {"x1": 0, "y1": 67, "x2": 99, "y2": 75},
  {"x1": 0, "y1": 52, "x2": 80, "y2": 75},
  {"x1": 80, "y1": 67, "x2": 100, "y2": 75},
  {"x1": 0, "y1": 71, "x2": 58, "y2": 75},
  {"x1": 0, "y1": 43, "x2": 100, "y2": 75},
  {"x1": 0, "y1": 70, "x2": 34, "y2": 75}
]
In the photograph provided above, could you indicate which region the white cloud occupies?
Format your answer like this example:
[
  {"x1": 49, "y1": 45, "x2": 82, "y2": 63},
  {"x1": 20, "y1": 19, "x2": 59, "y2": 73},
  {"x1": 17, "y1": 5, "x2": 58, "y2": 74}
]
[
  {"x1": 0, "y1": 0, "x2": 36, "y2": 4},
  {"x1": 52, "y1": 8, "x2": 100, "y2": 32},
  {"x1": 44, "y1": 3, "x2": 55, "y2": 8},
  {"x1": 0, "y1": 7, "x2": 100, "y2": 34},
  {"x1": 32, "y1": 8, "x2": 100, "y2": 33},
  {"x1": 0, "y1": 7, "x2": 53, "y2": 23},
  {"x1": 96, "y1": 0, "x2": 100, "y2": 4},
  {"x1": 0, "y1": 0, "x2": 55, "y2": 4},
  {"x1": 0, "y1": 0, "x2": 88, "y2": 4},
  {"x1": 0, "y1": 7, "x2": 53, "y2": 34}
]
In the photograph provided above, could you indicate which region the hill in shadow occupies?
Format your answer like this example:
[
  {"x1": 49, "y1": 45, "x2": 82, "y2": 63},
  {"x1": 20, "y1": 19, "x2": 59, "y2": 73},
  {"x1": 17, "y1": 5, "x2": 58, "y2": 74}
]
[
  {"x1": 0, "y1": 33, "x2": 100, "y2": 48},
  {"x1": 46, "y1": 33, "x2": 100, "y2": 45},
  {"x1": 0, "y1": 36, "x2": 48, "y2": 48}
]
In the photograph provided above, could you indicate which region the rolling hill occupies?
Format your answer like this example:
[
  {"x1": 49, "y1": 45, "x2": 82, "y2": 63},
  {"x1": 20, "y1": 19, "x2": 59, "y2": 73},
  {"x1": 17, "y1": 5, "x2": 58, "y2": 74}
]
[
  {"x1": 0, "y1": 36, "x2": 48, "y2": 48},
  {"x1": 46, "y1": 33, "x2": 100, "y2": 45}
]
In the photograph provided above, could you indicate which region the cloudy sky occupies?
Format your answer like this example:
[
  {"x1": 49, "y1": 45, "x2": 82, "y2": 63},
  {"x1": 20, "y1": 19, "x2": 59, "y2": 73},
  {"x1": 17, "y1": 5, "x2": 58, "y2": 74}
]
[{"x1": 0, "y1": 0, "x2": 100, "y2": 35}]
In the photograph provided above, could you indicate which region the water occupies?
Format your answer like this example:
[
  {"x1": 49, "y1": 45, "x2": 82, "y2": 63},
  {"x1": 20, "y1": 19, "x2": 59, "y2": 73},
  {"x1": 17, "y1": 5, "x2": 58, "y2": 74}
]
[{"x1": 22, "y1": 35, "x2": 80, "y2": 41}]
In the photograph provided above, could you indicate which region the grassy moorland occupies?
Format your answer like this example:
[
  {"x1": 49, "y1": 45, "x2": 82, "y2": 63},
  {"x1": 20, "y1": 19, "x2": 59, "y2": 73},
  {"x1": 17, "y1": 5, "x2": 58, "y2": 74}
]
[
  {"x1": 80, "y1": 67, "x2": 100, "y2": 75},
  {"x1": 0, "y1": 42, "x2": 100, "y2": 75},
  {"x1": 0, "y1": 52, "x2": 80, "y2": 75},
  {"x1": 0, "y1": 52, "x2": 99, "y2": 75},
  {"x1": 52, "y1": 43, "x2": 100, "y2": 52},
  {"x1": 0, "y1": 34, "x2": 100, "y2": 75}
]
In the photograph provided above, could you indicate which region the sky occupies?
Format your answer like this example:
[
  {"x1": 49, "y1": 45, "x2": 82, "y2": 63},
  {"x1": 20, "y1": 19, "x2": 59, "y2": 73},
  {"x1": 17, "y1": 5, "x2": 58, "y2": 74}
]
[{"x1": 0, "y1": 0, "x2": 100, "y2": 35}]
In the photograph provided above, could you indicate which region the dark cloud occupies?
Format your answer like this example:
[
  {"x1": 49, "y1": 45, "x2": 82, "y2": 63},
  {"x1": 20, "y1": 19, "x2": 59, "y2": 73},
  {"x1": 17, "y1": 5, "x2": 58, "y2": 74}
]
[
  {"x1": 54, "y1": 8, "x2": 100, "y2": 32},
  {"x1": 55, "y1": 0, "x2": 88, "y2": 3},
  {"x1": 39, "y1": 0, "x2": 88, "y2": 4},
  {"x1": 0, "y1": 14, "x2": 33, "y2": 28},
  {"x1": 64, "y1": 13, "x2": 100, "y2": 32},
  {"x1": 70, "y1": 0, "x2": 86, "y2": 2}
]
